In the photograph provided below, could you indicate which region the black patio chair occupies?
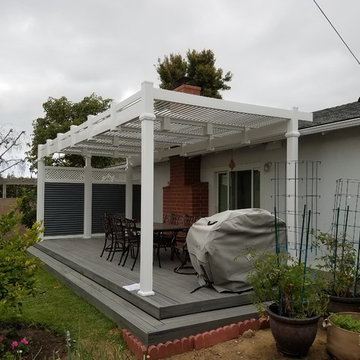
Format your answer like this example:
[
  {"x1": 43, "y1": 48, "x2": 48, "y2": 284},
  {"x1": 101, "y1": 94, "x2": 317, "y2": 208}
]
[
  {"x1": 100, "y1": 213, "x2": 114, "y2": 260},
  {"x1": 172, "y1": 214, "x2": 198, "y2": 274},
  {"x1": 158, "y1": 213, "x2": 177, "y2": 254},
  {"x1": 120, "y1": 218, "x2": 140, "y2": 271},
  {"x1": 108, "y1": 214, "x2": 127, "y2": 262}
]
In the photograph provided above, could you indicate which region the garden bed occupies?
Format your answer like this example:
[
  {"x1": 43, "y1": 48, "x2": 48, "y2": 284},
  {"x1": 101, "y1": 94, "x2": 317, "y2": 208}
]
[{"x1": 0, "y1": 325, "x2": 66, "y2": 359}]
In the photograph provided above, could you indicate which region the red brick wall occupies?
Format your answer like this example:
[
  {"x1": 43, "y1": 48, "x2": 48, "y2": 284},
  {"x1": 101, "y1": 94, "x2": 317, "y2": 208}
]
[
  {"x1": 163, "y1": 156, "x2": 208, "y2": 218},
  {"x1": 173, "y1": 84, "x2": 201, "y2": 96}
]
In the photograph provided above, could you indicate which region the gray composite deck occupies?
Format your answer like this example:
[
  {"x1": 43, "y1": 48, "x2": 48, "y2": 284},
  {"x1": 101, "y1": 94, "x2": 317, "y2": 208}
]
[{"x1": 29, "y1": 237, "x2": 258, "y2": 345}]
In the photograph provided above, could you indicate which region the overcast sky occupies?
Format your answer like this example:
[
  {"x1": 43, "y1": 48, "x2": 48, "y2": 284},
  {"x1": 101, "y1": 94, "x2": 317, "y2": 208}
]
[{"x1": 1, "y1": 0, "x2": 359, "y2": 141}]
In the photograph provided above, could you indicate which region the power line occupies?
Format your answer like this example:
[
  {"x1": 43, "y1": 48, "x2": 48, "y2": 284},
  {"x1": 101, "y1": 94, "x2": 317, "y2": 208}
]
[{"x1": 312, "y1": 0, "x2": 360, "y2": 66}]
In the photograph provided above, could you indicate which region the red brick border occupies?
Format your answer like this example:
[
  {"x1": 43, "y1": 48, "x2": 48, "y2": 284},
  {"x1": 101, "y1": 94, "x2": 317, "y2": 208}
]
[{"x1": 122, "y1": 317, "x2": 270, "y2": 360}]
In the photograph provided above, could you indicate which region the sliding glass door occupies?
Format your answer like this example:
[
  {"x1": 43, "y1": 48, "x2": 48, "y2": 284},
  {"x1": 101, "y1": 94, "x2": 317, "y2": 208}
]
[{"x1": 217, "y1": 169, "x2": 260, "y2": 212}]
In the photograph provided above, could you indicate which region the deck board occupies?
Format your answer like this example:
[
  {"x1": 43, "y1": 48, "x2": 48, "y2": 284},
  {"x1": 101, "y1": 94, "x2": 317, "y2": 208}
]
[{"x1": 34, "y1": 237, "x2": 252, "y2": 319}]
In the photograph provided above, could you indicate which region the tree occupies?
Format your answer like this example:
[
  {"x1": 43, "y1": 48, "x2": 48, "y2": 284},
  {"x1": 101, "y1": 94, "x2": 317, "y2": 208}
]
[
  {"x1": 27, "y1": 93, "x2": 113, "y2": 171},
  {"x1": 156, "y1": 49, "x2": 233, "y2": 99},
  {"x1": 0, "y1": 129, "x2": 25, "y2": 176}
]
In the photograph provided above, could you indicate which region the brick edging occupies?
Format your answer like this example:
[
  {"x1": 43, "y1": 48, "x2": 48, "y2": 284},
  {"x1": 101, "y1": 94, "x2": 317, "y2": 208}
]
[{"x1": 122, "y1": 317, "x2": 269, "y2": 360}]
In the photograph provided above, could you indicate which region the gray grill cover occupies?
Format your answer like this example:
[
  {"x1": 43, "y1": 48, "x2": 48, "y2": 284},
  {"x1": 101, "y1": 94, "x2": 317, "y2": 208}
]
[{"x1": 187, "y1": 209, "x2": 287, "y2": 293}]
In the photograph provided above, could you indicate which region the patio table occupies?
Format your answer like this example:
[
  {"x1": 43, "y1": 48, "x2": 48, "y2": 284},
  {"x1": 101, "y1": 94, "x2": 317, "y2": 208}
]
[
  {"x1": 136, "y1": 222, "x2": 188, "y2": 233},
  {"x1": 135, "y1": 222, "x2": 190, "y2": 269}
]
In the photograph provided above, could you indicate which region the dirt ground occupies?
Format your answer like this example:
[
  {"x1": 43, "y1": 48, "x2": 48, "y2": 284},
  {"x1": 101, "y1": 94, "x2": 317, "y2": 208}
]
[{"x1": 165, "y1": 326, "x2": 330, "y2": 360}]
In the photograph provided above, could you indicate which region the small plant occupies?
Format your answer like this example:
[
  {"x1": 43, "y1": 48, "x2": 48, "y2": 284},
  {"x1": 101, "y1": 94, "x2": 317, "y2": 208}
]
[
  {"x1": 330, "y1": 313, "x2": 360, "y2": 333},
  {"x1": 0, "y1": 329, "x2": 30, "y2": 360},
  {"x1": 248, "y1": 251, "x2": 329, "y2": 318},
  {"x1": 315, "y1": 232, "x2": 359, "y2": 297}
]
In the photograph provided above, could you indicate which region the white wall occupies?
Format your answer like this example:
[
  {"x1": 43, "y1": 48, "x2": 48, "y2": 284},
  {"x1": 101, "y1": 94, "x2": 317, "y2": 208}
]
[{"x1": 200, "y1": 126, "x2": 360, "y2": 234}]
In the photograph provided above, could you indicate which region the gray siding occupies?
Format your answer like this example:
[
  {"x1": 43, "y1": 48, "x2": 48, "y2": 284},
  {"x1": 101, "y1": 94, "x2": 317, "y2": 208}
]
[
  {"x1": 92, "y1": 184, "x2": 125, "y2": 233},
  {"x1": 44, "y1": 183, "x2": 84, "y2": 236}
]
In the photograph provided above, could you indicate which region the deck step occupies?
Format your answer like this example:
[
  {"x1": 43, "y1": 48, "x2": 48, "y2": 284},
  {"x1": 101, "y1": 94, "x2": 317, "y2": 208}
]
[{"x1": 29, "y1": 245, "x2": 259, "y2": 346}]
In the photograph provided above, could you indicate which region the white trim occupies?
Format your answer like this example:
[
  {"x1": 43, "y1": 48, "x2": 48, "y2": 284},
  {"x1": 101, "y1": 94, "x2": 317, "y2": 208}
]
[{"x1": 300, "y1": 117, "x2": 360, "y2": 136}]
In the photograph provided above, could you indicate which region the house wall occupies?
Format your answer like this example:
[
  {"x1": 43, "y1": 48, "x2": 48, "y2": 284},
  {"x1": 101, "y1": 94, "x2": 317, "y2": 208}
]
[
  {"x1": 299, "y1": 127, "x2": 360, "y2": 232},
  {"x1": 196, "y1": 126, "x2": 360, "y2": 234},
  {"x1": 154, "y1": 161, "x2": 170, "y2": 222}
]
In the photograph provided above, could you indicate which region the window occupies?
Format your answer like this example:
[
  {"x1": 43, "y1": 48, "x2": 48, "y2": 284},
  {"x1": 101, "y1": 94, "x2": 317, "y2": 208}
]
[{"x1": 217, "y1": 169, "x2": 260, "y2": 211}]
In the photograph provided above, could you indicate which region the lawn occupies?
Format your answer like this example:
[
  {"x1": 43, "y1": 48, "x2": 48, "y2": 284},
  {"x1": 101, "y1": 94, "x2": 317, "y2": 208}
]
[{"x1": 0, "y1": 266, "x2": 131, "y2": 359}]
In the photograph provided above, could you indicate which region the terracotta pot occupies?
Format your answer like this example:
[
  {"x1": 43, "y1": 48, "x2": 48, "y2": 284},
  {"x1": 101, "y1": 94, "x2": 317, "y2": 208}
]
[
  {"x1": 328, "y1": 295, "x2": 360, "y2": 313},
  {"x1": 267, "y1": 304, "x2": 320, "y2": 357},
  {"x1": 326, "y1": 312, "x2": 360, "y2": 360}
]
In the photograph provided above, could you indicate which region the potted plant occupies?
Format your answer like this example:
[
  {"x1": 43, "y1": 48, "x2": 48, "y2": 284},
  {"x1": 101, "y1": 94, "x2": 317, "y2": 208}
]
[
  {"x1": 324, "y1": 312, "x2": 360, "y2": 360},
  {"x1": 315, "y1": 232, "x2": 360, "y2": 313},
  {"x1": 248, "y1": 251, "x2": 329, "y2": 357}
]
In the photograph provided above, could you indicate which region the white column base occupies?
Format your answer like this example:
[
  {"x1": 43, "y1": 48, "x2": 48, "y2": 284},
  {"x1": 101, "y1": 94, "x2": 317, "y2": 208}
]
[{"x1": 137, "y1": 290, "x2": 155, "y2": 297}]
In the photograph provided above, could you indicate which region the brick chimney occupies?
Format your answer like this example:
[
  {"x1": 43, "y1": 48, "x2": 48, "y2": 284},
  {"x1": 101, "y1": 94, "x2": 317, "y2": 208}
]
[
  {"x1": 162, "y1": 81, "x2": 208, "y2": 219},
  {"x1": 173, "y1": 84, "x2": 201, "y2": 96}
]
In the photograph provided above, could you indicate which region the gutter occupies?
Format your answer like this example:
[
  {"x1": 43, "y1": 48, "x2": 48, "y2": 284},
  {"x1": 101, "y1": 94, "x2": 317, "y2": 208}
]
[{"x1": 300, "y1": 117, "x2": 360, "y2": 136}]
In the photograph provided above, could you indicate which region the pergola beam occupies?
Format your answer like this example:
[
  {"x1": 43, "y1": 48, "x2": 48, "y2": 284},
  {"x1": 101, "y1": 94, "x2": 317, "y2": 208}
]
[
  {"x1": 154, "y1": 121, "x2": 288, "y2": 159},
  {"x1": 153, "y1": 88, "x2": 313, "y2": 121}
]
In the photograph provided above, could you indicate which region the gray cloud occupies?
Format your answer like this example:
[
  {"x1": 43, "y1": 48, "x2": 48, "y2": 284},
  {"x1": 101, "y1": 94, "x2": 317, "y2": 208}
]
[{"x1": 0, "y1": 0, "x2": 359, "y2": 139}]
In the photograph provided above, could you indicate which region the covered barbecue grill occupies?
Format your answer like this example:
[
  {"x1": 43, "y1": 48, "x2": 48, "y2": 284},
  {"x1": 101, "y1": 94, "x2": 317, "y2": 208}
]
[{"x1": 186, "y1": 209, "x2": 287, "y2": 293}]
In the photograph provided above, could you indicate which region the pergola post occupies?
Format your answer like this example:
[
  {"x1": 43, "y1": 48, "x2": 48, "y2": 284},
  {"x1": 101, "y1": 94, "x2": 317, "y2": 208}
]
[
  {"x1": 138, "y1": 82, "x2": 155, "y2": 297},
  {"x1": 36, "y1": 156, "x2": 45, "y2": 240},
  {"x1": 125, "y1": 163, "x2": 133, "y2": 219},
  {"x1": 285, "y1": 107, "x2": 300, "y2": 255},
  {"x1": 83, "y1": 155, "x2": 92, "y2": 239}
]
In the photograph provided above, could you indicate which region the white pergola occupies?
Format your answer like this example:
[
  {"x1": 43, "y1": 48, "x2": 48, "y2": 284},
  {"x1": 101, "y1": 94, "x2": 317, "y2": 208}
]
[{"x1": 37, "y1": 81, "x2": 313, "y2": 296}]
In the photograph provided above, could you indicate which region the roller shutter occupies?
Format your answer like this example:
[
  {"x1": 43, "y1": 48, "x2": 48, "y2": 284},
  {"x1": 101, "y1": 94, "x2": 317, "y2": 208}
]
[
  {"x1": 44, "y1": 183, "x2": 84, "y2": 236},
  {"x1": 92, "y1": 184, "x2": 125, "y2": 233}
]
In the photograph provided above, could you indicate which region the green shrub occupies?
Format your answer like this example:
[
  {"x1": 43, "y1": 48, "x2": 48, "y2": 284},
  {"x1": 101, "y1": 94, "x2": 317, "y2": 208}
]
[
  {"x1": 18, "y1": 187, "x2": 37, "y2": 229},
  {"x1": 331, "y1": 313, "x2": 360, "y2": 333},
  {"x1": 248, "y1": 252, "x2": 329, "y2": 318},
  {"x1": 0, "y1": 204, "x2": 42, "y2": 314},
  {"x1": 315, "y1": 232, "x2": 358, "y2": 297}
]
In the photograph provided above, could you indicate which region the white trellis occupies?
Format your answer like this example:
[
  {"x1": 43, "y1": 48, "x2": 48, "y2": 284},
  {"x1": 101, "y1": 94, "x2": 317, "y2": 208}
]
[{"x1": 44, "y1": 166, "x2": 128, "y2": 184}]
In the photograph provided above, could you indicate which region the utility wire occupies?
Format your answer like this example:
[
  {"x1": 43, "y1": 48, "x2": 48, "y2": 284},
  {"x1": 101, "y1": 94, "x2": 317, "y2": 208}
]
[{"x1": 312, "y1": 0, "x2": 360, "y2": 66}]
